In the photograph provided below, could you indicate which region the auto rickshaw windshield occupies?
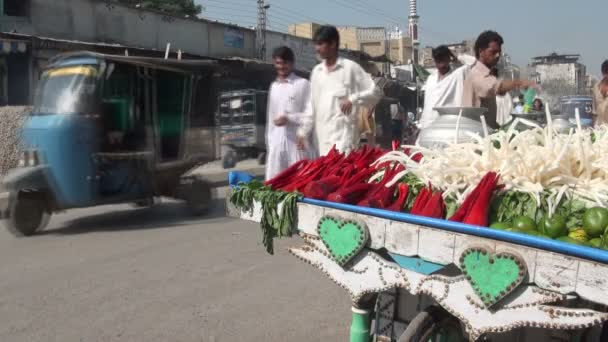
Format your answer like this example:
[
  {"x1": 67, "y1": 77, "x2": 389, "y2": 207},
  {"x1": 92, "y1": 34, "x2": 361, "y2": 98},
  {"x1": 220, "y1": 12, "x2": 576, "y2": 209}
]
[
  {"x1": 33, "y1": 65, "x2": 100, "y2": 115},
  {"x1": 560, "y1": 100, "x2": 593, "y2": 119}
]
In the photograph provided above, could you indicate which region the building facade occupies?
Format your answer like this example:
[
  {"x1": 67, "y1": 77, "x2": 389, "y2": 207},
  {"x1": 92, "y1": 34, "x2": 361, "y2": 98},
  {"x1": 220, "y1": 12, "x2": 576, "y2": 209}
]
[
  {"x1": 0, "y1": 0, "x2": 331, "y2": 105},
  {"x1": 287, "y1": 22, "x2": 321, "y2": 40},
  {"x1": 291, "y1": 22, "x2": 413, "y2": 66},
  {"x1": 530, "y1": 53, "x2": 587, "y2": 94}
]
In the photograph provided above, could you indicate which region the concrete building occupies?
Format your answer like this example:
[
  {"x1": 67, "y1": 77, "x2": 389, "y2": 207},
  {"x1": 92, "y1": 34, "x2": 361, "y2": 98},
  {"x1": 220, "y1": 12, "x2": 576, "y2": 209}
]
[
  {"x1": 530, "y1": 53, "x2": 587, "y2": 94},
  {"x1": 388, "y1": 37, "x2": 413, "y2": 65},
  {"x1": 355, "y1": 26, "x2": 386, "y2": 57},
  {"x1": 290, "y1": 22, "x2": 414, "y2": 66},
  {"x1": 287, "y1": 22, "x2": 321, "y2": 40},
  {"x1": 0, "y1": 0, "x2": 330, "y2": 105}
]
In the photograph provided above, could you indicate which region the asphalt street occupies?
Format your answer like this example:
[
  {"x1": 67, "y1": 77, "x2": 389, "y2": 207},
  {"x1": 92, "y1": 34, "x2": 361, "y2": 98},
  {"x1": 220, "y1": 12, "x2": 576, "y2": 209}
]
[{"x1": 0, "y1": 191, "x2": 350, "y2": 342}]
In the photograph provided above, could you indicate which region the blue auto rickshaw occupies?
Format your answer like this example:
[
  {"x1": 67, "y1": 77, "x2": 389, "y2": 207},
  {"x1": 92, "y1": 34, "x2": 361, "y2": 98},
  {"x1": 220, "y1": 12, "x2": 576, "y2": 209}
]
[{"x1": 0, "y1": 52, "x2": 233, "y2": 236}]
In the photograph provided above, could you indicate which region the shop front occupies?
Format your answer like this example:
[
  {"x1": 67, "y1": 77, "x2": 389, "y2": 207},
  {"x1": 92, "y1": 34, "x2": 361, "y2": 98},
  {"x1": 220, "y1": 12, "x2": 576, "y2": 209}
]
[{"x1": 0, "y1": 36, "x2": 30, "y2": 105}]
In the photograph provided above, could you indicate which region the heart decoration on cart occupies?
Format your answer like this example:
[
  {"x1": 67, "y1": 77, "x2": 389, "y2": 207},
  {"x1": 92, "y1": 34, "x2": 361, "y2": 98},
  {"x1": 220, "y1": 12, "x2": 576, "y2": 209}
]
[
  {"x1": 317, "y1": 216, "x2": 369, "y2": 267},
  {"x1": 459, "y1": 247, "x2": 527, "y2": 308}
]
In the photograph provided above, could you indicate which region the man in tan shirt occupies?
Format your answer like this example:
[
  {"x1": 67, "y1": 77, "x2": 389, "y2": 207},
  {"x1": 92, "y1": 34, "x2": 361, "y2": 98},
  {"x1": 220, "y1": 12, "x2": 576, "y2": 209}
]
[
  {"x1": 462, "y1": 31, "x2": 536, "y2": 128},
  {"x1": 592, "y1": 60, "x2": 608, "y2": 126}
]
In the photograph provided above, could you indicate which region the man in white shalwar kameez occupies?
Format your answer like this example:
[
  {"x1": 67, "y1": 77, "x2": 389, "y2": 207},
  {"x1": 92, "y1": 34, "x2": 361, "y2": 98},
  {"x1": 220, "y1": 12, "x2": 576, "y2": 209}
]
[
  {"x1": 265, "y1": 46, "x2": 311, "y2": 180},
  {"x1": 419, "y1": 46, "x2": 471, "y2": 129},
  {"x1": 297, "y1": 26, "x2": 382, "y2": 156}
]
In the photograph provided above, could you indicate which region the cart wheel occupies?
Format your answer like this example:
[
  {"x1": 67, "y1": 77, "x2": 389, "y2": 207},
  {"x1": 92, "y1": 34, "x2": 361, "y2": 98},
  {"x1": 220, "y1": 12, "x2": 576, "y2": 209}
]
[
  {"x1": 4, "y1": 192, "x2": 51, "y2": 237},
  {"x1": 222, "y1": 150, "x2": 237, "y2": 169},
  {"x1": 398, "y1": 306, "x2": 466, "y2": 342},
  {"x1": 257, "y1": 152, "x2": 266, "y2": 165}
]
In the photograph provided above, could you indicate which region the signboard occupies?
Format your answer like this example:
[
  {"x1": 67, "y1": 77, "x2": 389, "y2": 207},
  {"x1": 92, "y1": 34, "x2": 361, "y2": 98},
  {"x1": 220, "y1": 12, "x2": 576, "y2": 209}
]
[{"x1": 224, "y1": 27, "x2": 244, "y2": 49}]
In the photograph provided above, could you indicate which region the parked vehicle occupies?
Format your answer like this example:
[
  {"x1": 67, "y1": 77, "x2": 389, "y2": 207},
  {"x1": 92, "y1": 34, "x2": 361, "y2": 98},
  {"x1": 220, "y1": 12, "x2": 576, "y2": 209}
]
[
  {"x1": 0, "y1": 51, "x2": 263, "y2": 236},
  {"x1": 559, "y1": 95, "x2": 594, "y2": 127},
  {"x1": 215, "y1": 89, "x2": 268, "y2": 169}
]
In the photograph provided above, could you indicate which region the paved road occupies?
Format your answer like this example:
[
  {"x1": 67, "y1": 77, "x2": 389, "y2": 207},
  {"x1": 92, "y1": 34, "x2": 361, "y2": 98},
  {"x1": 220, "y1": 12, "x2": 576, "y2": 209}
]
[{"x1": 0, "y1": 192, "x2": 350, "y2": 342}]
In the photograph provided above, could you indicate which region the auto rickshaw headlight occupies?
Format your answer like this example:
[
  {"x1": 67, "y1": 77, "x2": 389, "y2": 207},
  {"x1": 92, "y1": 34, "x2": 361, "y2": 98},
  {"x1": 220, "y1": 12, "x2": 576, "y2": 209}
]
[{"x1": 18, "y1": 150, "x2": 40, "y2": 167}]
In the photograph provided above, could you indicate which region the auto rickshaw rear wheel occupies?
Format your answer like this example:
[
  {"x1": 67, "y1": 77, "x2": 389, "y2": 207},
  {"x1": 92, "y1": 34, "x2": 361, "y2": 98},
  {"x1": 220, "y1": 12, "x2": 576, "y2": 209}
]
[
  {"x1": 178, "y1": 176, "x2": 212, "y2": 216},
  {"x1": 222, "y1": 150, "x2": 237, "y2": 169},
  {"x1": 5, "y1": 192, "x2": 51, "y2": 237}
]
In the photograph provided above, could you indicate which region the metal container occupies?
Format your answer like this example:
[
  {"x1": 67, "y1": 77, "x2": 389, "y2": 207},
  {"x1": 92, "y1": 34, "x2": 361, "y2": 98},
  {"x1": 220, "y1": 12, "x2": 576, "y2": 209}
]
[
  {"x1": 503, "y1": 112, "x2": 545, "y2": 131},
  {"x1": 551, "y1": 114, "x2": 575, "y2": 134},
  {"x1": 417, "y1": 107, "x2": 488, "y2": 149}
]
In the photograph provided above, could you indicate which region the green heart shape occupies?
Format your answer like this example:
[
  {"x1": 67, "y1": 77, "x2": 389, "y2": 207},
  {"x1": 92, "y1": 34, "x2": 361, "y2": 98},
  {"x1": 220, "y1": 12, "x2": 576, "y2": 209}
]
[
  {"x1": 317, "y1": 216, "x2": 369, "y2": 267},
  {"x1": 460, "y1": 248, "x2": 527, "y2": 308}
]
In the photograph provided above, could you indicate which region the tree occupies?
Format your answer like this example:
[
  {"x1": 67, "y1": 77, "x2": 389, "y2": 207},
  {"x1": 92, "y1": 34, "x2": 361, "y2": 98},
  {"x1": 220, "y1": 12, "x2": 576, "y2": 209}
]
[{"x1": 117, "y1": 0, "x2": 202, "y2": 17}]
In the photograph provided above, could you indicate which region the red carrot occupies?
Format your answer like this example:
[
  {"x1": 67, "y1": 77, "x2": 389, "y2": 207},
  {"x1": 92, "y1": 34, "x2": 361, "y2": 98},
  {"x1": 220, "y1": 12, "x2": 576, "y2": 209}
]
[
  {"x1": 265, "y1": 159, "x2": 309, "y2": 188},
  {"x1": 327, "y1": 183, "x2": 373, "y2": 204},
  {"x1": 302, "y1": 175, "x2": 341, "y2": 200},
  {"x1": 392, "y1": 140, "x2": 400, "y2": 151},
  {"x1": 410, "y1": 188, "x2": 431, "y2": 215},
  {"x1": 449, "y1": 177, "x2": 488, "y2": 222},
  {"x1": 370, "y1": 184, "x2": 397, "y2": 209},
  {"x1": 462, "y1": 173, "x2": 500, "y2": 226},
  {"x1": 419, "y1": 191, "x2": 446, "y2": 219},
  {"x1": 386, "y1": 183, "x2": 409, "y2": 212},
  {"x1": 449, "y1": 172, "x2": 501, "y2": 227},
  {"x1": 408, "y1": 185, "x2": 445, "y2": 219},
  {"x1": 358, "y1": 164, "x2": 404, "y2": 207}
]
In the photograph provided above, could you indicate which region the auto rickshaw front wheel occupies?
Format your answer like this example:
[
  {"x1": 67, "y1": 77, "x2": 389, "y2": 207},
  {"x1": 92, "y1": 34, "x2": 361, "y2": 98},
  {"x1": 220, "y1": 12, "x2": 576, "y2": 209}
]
[{"x1": 5, "y1": 192, "x2": 51, "y2": 237}]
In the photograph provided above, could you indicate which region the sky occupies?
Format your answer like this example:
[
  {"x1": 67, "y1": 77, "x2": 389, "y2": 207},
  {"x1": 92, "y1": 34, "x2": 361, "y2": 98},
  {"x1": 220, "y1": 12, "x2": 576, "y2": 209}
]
[{"x1": 196, "y1": 0, "x2": 606, "y2": 77}]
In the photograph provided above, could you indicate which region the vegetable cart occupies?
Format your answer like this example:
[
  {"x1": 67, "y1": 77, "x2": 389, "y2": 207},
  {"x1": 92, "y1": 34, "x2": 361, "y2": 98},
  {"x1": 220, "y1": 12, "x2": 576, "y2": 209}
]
[
  {"x1": 228, "y1": 191, "x2": 608, "y2": 341},
  {"x1": 227, "y1": 121, "x2": 608, "y2": 341}
]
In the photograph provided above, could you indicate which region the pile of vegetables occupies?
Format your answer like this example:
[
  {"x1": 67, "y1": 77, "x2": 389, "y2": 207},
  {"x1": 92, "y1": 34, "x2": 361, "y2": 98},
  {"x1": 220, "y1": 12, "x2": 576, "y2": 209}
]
[
  {"x1": 232, "y1": 145, "x2": 404, "y2": 254},
  {"x1": 371, "y1": 111, "x2": 608, "y2": 250},
  {"x1": 232, "y1": 114, "x2": 608, "y2": 252}
]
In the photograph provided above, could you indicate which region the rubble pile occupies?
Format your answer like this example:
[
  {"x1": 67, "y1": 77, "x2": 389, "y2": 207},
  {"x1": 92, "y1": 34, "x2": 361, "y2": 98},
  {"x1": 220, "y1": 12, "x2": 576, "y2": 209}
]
[{"x1": 0, "y1": 106, "x2": 29, "y2": 176}]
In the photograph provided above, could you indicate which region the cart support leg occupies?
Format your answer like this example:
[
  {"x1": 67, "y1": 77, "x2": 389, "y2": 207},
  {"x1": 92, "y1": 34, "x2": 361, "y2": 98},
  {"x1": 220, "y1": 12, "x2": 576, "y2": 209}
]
[{"x1": 350, "y1": 306, "x2": 372, "y2": 342}]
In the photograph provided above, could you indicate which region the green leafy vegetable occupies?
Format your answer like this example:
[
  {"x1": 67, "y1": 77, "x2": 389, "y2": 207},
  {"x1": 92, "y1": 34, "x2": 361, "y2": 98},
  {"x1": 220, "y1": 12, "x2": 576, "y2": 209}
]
[
  {"x1": 400, "y1": 173, "x2": 424, "y2": 212},
  {"x1": 444, "y1": 195, "x2": 459, "y2": 219},
  {"x1": 553, "y1": 198, "x2": 587, "y2": 231},
  {"x1": 489, "y1": 191, "x2": 539, "y2": 225},
  {"x1": 230, "y1": 181, "x2": 300, "y2": 254}
]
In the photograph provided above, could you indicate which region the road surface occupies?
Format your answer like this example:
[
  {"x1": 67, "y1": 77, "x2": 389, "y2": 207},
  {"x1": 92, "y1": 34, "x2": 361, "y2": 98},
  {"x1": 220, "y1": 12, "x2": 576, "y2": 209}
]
[{"x1": 0, "y1": 191, "x2": 350, "y2": 342}]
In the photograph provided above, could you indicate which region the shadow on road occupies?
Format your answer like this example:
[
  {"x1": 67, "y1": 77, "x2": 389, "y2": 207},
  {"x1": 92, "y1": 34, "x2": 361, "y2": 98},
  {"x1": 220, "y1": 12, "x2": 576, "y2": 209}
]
[{"x1": 39, "y1": 198, "x2": 230, "y2": 236}]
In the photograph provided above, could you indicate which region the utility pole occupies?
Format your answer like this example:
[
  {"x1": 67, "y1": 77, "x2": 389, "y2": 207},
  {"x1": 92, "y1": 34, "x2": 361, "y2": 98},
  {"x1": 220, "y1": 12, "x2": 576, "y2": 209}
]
[
  {"x1": 408, "y1": 0, "x2": 419, "y2": 66},
  {"x1": 385, "y1": 25, "x2": 391, "y2": 76},
  {"x1": 256, "y1": 0, "x2": 270, "y2": 61}
]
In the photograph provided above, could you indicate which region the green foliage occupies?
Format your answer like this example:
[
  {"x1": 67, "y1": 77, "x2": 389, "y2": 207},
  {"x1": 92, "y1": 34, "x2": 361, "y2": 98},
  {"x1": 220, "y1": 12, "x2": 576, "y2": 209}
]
[
  {"x1": 116, "y1": 0, "x2": 202, "y2": 16},
  {"x1": 230, "y1": 181, "x2": 300, "y2": 254},
  {"x1": 489, "y1": 191, "x2": 539, "y2": 225},
  {"x1": 400, "y1": 173, "x2": 424, "y2": 212}
]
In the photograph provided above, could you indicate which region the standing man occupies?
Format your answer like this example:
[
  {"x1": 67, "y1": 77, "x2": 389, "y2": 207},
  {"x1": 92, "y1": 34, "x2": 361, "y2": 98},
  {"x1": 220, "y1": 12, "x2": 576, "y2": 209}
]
[
  {"x1": 390, "y1": 103, "x2": 406, "y2": 143},
  {"x1": 462, "y1": 31, "x2": 536, "y2": 129},
  {"x1": 298, "y1": 25, "x2": 382, "y2": 156},
  {"x1": 593, "y1": 60, "x2": 608, "y2": 126},
  {"x1": 265, "y1": 46, "x2": 311, "y2": 180},
  {"x1": 419, "y1": 45, "x2": 469, "y2": 129}
]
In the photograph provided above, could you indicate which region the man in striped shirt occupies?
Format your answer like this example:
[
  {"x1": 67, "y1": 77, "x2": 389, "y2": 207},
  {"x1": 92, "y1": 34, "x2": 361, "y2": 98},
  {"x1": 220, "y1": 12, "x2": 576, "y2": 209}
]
[{"x1": 265, "y1": 46, "x2": 312, "y2": 180}]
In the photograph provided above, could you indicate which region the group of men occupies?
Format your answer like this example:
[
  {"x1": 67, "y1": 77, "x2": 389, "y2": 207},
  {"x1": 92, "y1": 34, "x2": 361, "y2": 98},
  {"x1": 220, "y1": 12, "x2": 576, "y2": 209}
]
[
  {"x1": 265, "y1": 25, "x2": 382, "y2": 180},
  {"x1": 264, "y1": 25, "x2": 608, "y2": 179},
  {"x1": 420, "y1": 31, "x2": 536, "y2": 130}
]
